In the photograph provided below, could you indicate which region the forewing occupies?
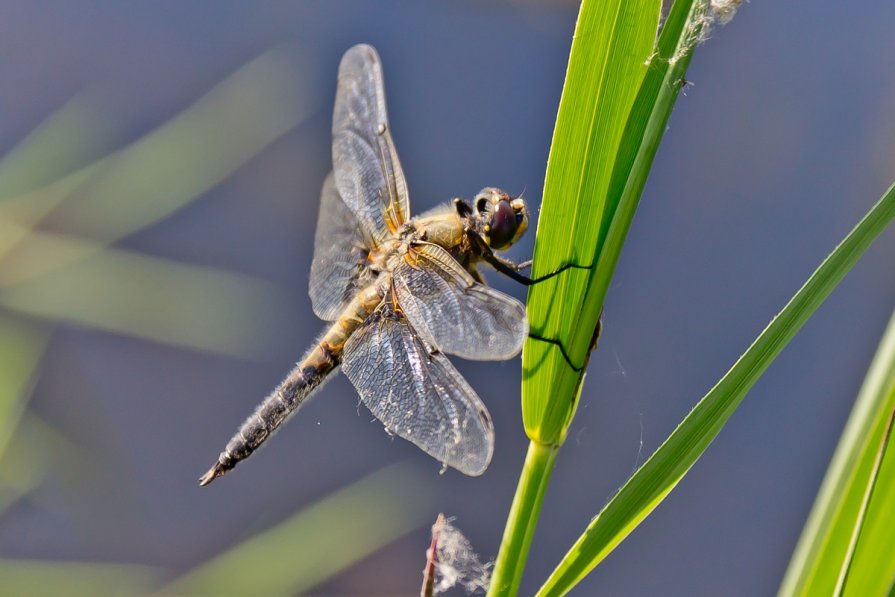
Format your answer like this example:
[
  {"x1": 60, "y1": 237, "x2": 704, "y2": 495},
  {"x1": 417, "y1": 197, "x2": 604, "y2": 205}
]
[
  {"x1": 394, "y1": 243, "x2": 527, "y2": 361},
  {"x1": 309, "y1": 173, "x2": 376, "y2": 321},
  {"x1": 342, "y1": 303, "x2": 494, "y2": 476},
  {"x1": 332, "y1": 44, "x2": 410, "y2": 245}
]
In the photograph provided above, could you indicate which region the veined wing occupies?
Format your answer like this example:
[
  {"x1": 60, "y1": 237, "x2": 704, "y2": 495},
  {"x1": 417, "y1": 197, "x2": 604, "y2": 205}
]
[
  {"x1": 342, "y1": 301, "x2": 494, "y2": 476},
  {"x1": 309, "y1": 173, "x2": 376, "y2": 321},
  {"x1": 394, "y1": 243, "x2": 527, "y2": 361},
  {"x1": 332, "y1": 44, "x2": 410, "y2": 246}
]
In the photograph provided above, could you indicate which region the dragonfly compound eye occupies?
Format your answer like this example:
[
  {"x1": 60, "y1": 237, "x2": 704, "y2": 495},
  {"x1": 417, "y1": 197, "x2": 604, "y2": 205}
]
[{"x1": 487, "y1": 199, "x2": 518, "y2": 250}]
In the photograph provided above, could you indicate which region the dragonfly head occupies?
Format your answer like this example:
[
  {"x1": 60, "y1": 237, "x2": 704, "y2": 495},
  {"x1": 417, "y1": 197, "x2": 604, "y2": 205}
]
[{"x1": 474, "y1": 187, "x2": 529, "y2": 250}]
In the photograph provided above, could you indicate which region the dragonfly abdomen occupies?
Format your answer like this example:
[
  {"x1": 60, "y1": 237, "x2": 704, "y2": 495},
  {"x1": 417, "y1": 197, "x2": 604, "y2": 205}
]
[
  {"x1": 234, "y1": 348, "x2": 337, "y2": 454},
  {"x1": 199, "y1": 282, "x2": 384, "y2": 486}
]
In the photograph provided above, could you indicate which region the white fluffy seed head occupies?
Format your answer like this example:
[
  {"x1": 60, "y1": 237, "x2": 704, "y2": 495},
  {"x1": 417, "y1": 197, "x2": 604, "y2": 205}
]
[
  {"x1": 671, "y1": 0, "x2": 743, "y2": 64},
  {"x1": 427, "y1": 516, "x2": 492, "y2": 594},
  {"x1": 710, "y1": 0, "x2": 742, "y2": 25}
]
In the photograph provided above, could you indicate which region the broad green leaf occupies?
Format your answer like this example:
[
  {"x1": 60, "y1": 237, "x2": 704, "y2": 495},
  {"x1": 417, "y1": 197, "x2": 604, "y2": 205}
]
[
  {"x1": 490, "y1": 1, "x2": 662, "y2": 594},
  {"x1": 164, "y1": 463, "x2": 433, "y2": 596},
  {"x1": 522, "y1": 0, "x2": 661, "y2": 445},
  {"x1": 538, "y1": 184, "x2": 895, "y2": 596},
  {"x1": 780, "y1": 309, "x2": 895, "y2": 597}
]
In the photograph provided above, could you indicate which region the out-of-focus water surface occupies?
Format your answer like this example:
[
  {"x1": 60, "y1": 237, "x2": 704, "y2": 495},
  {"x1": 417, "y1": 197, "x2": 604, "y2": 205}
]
[{"x1": 1, "y1": 1, "x2": 893, "y2": 595}]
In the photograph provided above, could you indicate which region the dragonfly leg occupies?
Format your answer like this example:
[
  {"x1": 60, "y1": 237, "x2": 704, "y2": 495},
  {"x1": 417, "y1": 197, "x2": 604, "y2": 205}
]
[
  {"x1": 484, "y1": 250, "x2": 592, "y2": 287},
  {"x1": 468, "y1": 229, "x2": 591, "y2": 286},
  {"x1": 488, "y1": 252, "x2": 532, "y2": 272}
]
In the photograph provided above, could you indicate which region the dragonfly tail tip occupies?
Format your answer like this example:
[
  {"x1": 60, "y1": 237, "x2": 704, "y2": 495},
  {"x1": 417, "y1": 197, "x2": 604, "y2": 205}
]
[{"x1": 198, "y1": 462, "x2": 225, "y2": 487}]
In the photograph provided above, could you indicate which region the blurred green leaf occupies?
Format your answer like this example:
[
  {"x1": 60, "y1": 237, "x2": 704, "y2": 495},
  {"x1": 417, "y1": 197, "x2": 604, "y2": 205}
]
[
  {"x1": 164, "y1": 463, "x2": 434, "y2": 596},
  {"x1": 0, "y1": 305, "x2": 67, "y2": 517},
  {"x1": 0, "y1": 46, "x2": 318, "y2": 276},
  {"x1": 780, "y1": 309, "x2": 895, "y2": 597},
  {"x1": 537, "y1": 184, "x2": 895, "y2": 596},
  {"x1": 49, "y1": 46, "x2": 318, "y2": 243},
  {"x1": 0, "y1": 46, "x2": 317, "y2": 356},
  {"x1": 0, "y1": 43, "x2": 330, "y2": 597},
  {"x1": 0, "y1": 415, "x2": 52, "y2": 517},
  {"x1": 0, "y1": 314, "x2": 48, "y2": 460},
  {"x1": 0, "y1": 228, "x2": 289, "y2": 357},
  {"x1": 0, "y1": 90, "x2": 121, "y2": 200},
  {"x1": 0, "y1": 559, "x2": 157, "y2": 597},
  {"x1": 0, "y1": 166, "x2": 98, "y2": 260},
  {"x1": 0, "y1": 413, "x2": 98, "y2": 519}
]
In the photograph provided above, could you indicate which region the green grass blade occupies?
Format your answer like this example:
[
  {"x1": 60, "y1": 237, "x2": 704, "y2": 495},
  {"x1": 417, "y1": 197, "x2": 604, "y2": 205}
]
[
  {"x1": 163, "y1": 463, "x2": 433, "y2": 596},
  {"x1": 780, "y1": 308, "x2": 895, "y2": 597},
  {"x1": 521, "y1": 0, "x2": 661, "y2": 444},
  {"x1": 538, "y1": 183, "x2": 895, "y2": 596}
]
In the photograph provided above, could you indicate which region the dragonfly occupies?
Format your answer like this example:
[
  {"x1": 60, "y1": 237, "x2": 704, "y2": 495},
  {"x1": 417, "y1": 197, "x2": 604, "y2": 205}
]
[{"x1": 199, "y1": 44, "x2": 578, "y2": 486}]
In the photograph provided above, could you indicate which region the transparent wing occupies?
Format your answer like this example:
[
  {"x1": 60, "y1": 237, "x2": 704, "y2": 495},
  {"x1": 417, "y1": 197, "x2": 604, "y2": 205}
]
[
  {"x1": 342, "y1": 301, "x2": 494, "y2": 476},
  {"x1": 393, "y1": 243, "x2": 527, "y2": 361},
  {"x1": 309, "y1": 173, "x2": 376, "y2": 321},
  {"x1": 332, "y1": 44, "x2": 410, "y2": 246}
]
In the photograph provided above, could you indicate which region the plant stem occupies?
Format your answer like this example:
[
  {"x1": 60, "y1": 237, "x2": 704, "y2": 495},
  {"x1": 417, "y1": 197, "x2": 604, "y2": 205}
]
[{"x1": 488, "y1": 440, "x2": 559, "y2": 596}]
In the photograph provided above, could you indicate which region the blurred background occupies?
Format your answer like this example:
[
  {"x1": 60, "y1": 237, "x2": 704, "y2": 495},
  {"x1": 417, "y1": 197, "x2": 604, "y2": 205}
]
[{"x1": 1, "y1": 1, "x2": 894, "y2": 595}]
